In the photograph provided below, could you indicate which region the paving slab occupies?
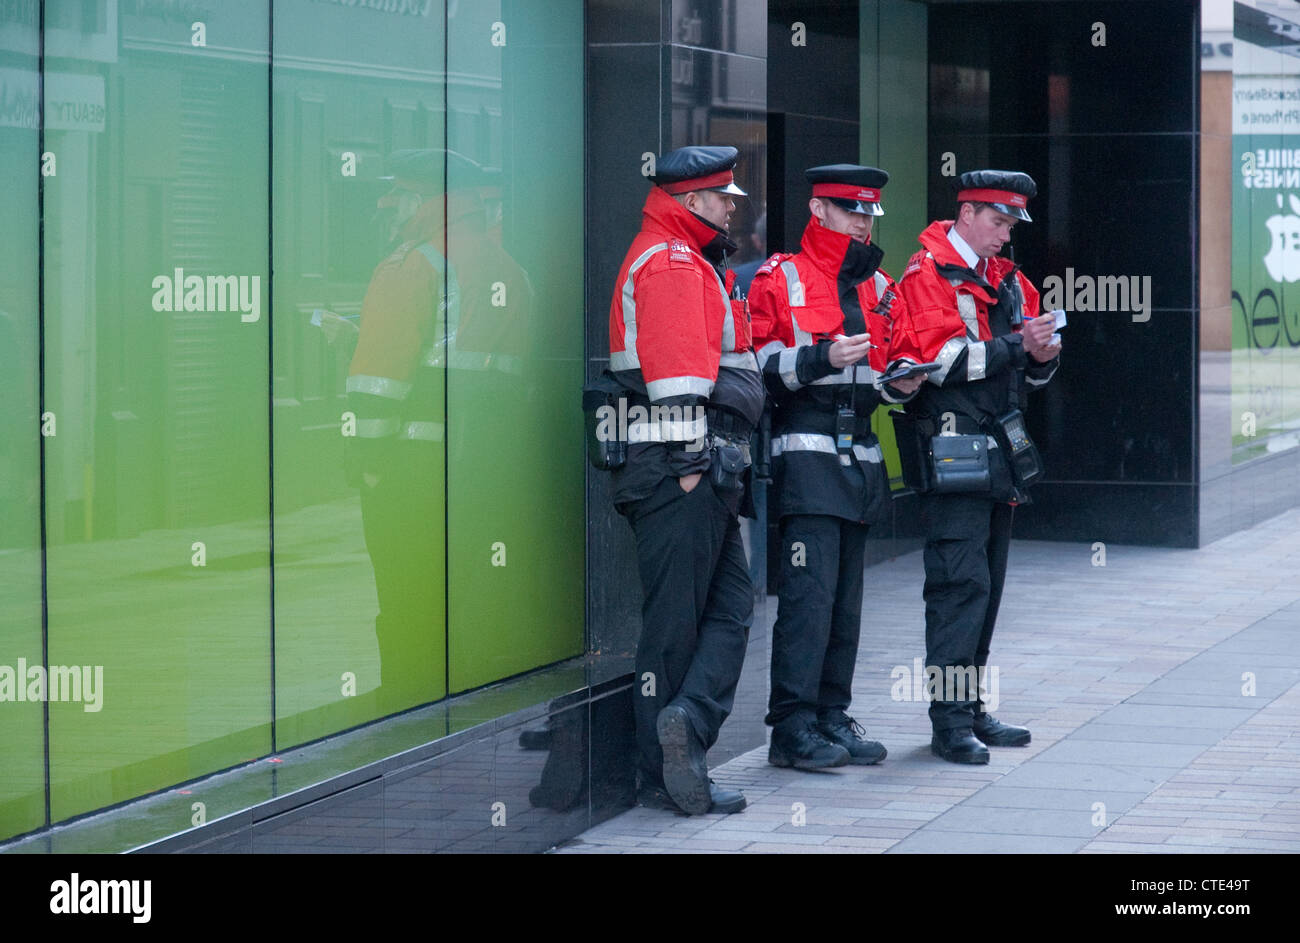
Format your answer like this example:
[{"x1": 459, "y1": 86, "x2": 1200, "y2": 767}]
[{"x1": 555, "y1": 508, "x2": 1300, "y2": 855}]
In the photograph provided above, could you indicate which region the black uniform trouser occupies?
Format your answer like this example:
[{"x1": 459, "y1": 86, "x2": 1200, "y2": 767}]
[
  {"x1": 919, "y1": 493, "x2": 1014, "y2": 731},
  {"x1": 624, "y1": 475, "x2": 753, "y2": 788},
  {"x1": 766, "y1": 514, "x2": 869, "y2": 728}
]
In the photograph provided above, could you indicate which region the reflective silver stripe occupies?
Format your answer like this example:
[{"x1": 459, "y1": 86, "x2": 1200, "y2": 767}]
[
  {"x1": 1025, "y1": 361, "x2": 1058, "y2": 386},
  {"x1": 967, "y1": 341, "x2": 987, "y2": 381},
  {"x1": 777, "y1": 347, "x2": 800, "y2": 390},
  {"x1": 627, "y1": 415, "x2": 708, "y2": 443},
  {"x1": 853, "y1": 443, "x2": 883, "y2": 463},
  {"x1": 610, "y1": 350, "x2": 638, "y2": 371},
  {"x1": 780, "y1": 261, "x2": 806, "y2": 308},
  {"x1": 346, "y1": 374, "x2": 412, "y2": 400},
  {"x1": 443, "y1": 349, "x2": 524, "y2": 374},
  {"x1": 771, "y1": 433, "x2": 877, "y2": 468},
  {"x1": 719, "y1": 351, "x2": 758, "y2": 370},
  {"x1": 780, "y1": 262, "x2": 814, "y2": 349},
  {"x1": 930, "y1": 337, "x2": 968, "y2": 385},
  {"x1": 354, "y1": 418, "x2": 400, "y2": 438},
  {"x1": 423, "y1": 338, "x2": 448, "y2": 367},
  {"x1": 770, "y1": 433, "x2": 837, "y2": 457},
  {"x1": 755, "y1": 340, "x2": 784, "y2": 369},
  {"x1": 616, "y1": 242, "x2": 670, "y2": 371},
  {"x1": 645, "y1": 375, "x2": 713, "y2": 400},
  {"x1": 702, "y1": 264, "x2": 737, "y2": 353},
  {"x1": 809, "y1": 363, "x2": 877, "y2": 386},
  {"x1": 956, "y1": 292, "x2": 980, "y2": 340},
  {"x1": 400, "y1": 421, "x2": 444, "y2": 441},
  {"x1": 415, "y1": 242, "x2": 461, "y2": 338}
]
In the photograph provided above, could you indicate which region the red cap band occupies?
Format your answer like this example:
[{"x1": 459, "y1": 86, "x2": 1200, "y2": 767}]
[
  {"x1": 812, "y1": 183, "x2": 881, "y2": 203},
  {"x1": 660, "y1": 170, "x2": 735, "y2": 195},
  {"x1": 957, "y1": 188, "x2": 1028, "y2": 208}
]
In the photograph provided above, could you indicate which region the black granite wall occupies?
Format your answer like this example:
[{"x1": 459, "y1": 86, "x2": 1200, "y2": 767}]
[
  {"x1": 927, "y1": 0, "x2": 1201, "y2": 547},
  {"x1": 584, "y1": 0, "x2": 772, "y2": 766}
]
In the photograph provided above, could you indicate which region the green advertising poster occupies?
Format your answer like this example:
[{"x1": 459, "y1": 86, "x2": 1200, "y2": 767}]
[{"x1": 1232, "y1": 1, "x2": 1300, "y2": 462}]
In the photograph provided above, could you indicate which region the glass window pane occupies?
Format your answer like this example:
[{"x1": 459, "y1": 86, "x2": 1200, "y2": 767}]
[
  {"x1": 43, "y1": 1, "x2": 272, "y2": 822},
  {"x1": 0, "y1": 10, "x2": 47, "y2": 839},
  {"x1": 445, "y1": 1, "x2": 585, "y2": 691},
  {"x1": 271, "y1": 0, "x2": 448, "y2": 744}
]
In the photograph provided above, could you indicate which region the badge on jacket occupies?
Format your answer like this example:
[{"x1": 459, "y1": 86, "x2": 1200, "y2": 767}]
[{"x1": 669, "y1": 238, "x2": 693, "y2": 264}]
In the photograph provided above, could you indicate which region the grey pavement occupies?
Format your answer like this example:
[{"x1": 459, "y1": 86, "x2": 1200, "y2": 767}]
[{"x1": 556, "y1": 507, "x2": 1300, "y2": 854}]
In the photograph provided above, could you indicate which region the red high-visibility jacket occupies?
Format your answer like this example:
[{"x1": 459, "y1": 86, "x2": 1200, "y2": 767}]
[
  {"x1": 607, "y1": 185, "x2": 764, "y2": 501},
  {"x1": 609, "y1": 185, "x2": 757, "y2": 407},
  {"x1": 749, "y1": 218, "x2": 914, "y2": 522},
  {"x1": 891, "y1": 219, "x2": 1060, "y2": 498}
]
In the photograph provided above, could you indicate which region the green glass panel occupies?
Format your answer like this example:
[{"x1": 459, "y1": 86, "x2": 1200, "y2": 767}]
[
  {"x1": 1231, "y1": 22, "x2": 1300, "y2": 464},
  {"x1": 862, "y1": 0, "x2": 929, "y2": 486},
  {"x1": 0, "y1": 10, "x2": 47, "y2": 841},
  {"x1": 446, "y1": 1, "x2": 584, "y2": 691},
  {"x1": 271, "y1": 0, "x2": 448, "y2": 745},
  {"x1": 42, "y1": 2, "x2": 272, "y2": 823}
]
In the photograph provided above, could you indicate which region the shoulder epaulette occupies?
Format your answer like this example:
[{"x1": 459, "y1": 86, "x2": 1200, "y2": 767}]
[{"x1": 754, "y1": 251, "x2": 794, "y2": 278}]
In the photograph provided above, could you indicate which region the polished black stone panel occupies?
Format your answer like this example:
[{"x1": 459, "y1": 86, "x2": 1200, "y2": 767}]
[
  {"x1": 250, "y1": 780, "x2": 385, "y2": 854},
  {"x1": 767, "y1": 0, "x2": 860, "y2": 123},
  {"x1": 586, "y1": 467, "x2": 644, "y2": 665},
  {"x1": 926, "y1": 134, "x2": 1197, "y2": 313},
  {"x1": 588, "y1": 686, "x2": 638, "y2": 825},
  {"x1": 587, "y1": 0, "x2": 664, "y2": 46},
  {"x1": 418, "y1": 739, "x2": 499, "y2": 853},
  {"x1": 585, "y1": 43, "x2": 666, "y2": 363},
  {"x1": 1029, "y1": 310, "x2": 1196, "y2": 485},
  {"x1": 767, "y1": 113, "x2": 861, "y2": 254},
  {"x1": 669, "y1": 0, "x2": 767, "y2": 56},
  {"x1": 929, "y1": 0, "x2": 1198, "y2": 137},
  {"x1": 492, "y1": 704, "x2": 591, "y2": 853},
  {"x1": 381, "y1": 757, "x2": 448, "y2": 854},
  {"x1": 190, "y1": 830, "x2": 254, "y2": 854},
  {"x1": 666, "y1": 47, "x2": 767, "y2": 251},
  {"x1": 1014, "y1": 481, "x2": 1198, "y2": 548}
]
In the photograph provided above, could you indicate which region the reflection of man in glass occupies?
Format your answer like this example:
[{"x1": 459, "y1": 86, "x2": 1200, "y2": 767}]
[
  {"x1": 344, "y1": 150, "x2": 451, "y2": 714},
  {"x1": 343, "y1": 149, "x2": 532, "y2": 713}
]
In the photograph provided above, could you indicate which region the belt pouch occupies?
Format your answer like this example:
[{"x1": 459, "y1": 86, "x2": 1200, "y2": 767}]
[
  {"x1": 709, "y1": 443, "x2": 746, "y2": 493},
  {"x1": 992, "y1": 409, "x2": 1043, "y2": 488},
  {"x1": 929, "y1": 434, "x2": 991, "y2": 493},
  {"x1": 581, "y1": 371, "x2": 627, "y2": 471}
]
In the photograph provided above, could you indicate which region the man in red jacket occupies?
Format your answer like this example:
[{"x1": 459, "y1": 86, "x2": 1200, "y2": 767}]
[
  {"x1": 749, "y1": 164, "x2": 925, "y2": 770},
  {"x1": 607, "y1": 145, "x2": 766, "y2": 814},
  {"x1": 890, "y1": 170, "x2": 1060, "y2": 763}
]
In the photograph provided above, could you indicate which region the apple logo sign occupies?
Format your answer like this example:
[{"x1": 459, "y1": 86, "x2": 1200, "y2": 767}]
[{"x1": 1265, "y1": 193, "x2": 1300, "y2": 283}]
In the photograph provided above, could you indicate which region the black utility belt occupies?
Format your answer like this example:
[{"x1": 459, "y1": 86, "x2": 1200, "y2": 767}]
[
  {"x1": 581, "y1": 371, "x2": 755, "y2": 472},
  {"x1": 891, "y1": 409, "x2": 1042, "y2": 494}
]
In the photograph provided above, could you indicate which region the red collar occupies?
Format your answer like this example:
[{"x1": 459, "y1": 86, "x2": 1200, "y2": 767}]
[
  {"x1": 917, "y1": 220, "x2": 970, "y2": 269},
  {"x1": 797, "y1": 217, "x2": 865, "y2": 277},
  {"x1": 640, "y1": 185, "x2": 723, "y2": 252}
]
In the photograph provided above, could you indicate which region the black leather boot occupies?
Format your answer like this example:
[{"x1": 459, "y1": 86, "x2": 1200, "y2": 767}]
[
  {"x1": 769, "y1": 716, "x2": 851, "y2": 769},
  {"x1": 817, "y1": 712, "x2": 887, "y2": 765},
  {"x1": 930, "y1": 727, "x2": 990, "y2": 764},
  {"x1": 638, "y1": 779, "x2": 746, "y2": 815},
  {"x1": 656, "y1": 704, "x2": 711, "y2": 814},
  {"x1": 972, "y1": 711, "x2": 1031, "y2": 746}
]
